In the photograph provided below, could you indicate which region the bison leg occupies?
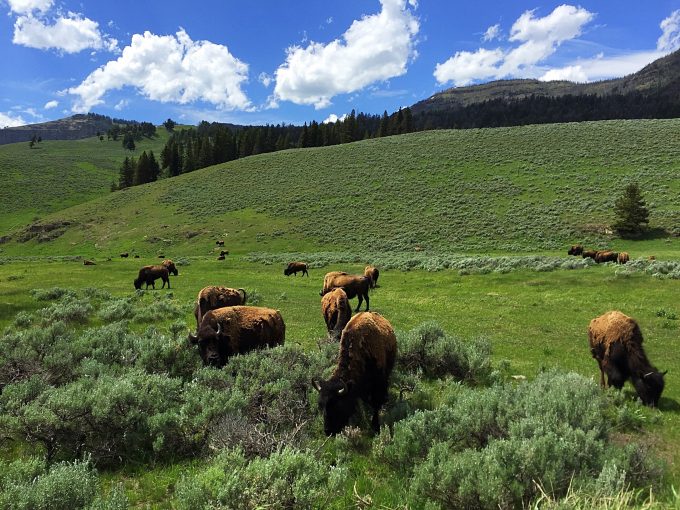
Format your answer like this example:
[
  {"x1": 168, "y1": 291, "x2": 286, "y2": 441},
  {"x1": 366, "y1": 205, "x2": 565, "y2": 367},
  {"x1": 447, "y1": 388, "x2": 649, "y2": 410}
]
[
  {"x1": 363, "y1": 292, "x2": 369, "y2": 311},
  {"x1": 303, "y1": 269, "x2": 308, "y2": 277},
  {"x1": 355, "y1": 294, "x2": 363, "y2": 312}
]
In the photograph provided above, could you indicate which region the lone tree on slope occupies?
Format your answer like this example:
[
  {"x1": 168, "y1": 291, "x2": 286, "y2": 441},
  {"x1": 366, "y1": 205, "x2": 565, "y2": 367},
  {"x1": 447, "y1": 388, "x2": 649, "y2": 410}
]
[{"x1": 612, "y1": 182, "x2": 649, "y2": 237}]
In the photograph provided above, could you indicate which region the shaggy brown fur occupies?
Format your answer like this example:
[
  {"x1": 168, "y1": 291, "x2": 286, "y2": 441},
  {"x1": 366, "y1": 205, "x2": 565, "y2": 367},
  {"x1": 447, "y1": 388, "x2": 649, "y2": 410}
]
[
  {"x1": 588, "y1": 311, "x2": 665, "y2": 407},
  {"x1": 364, "y1": 265, "x2": 380, "y2": 288},
  {"x1": 320, "y1": 272, "x2": 371, "y2": 311},
  {"x1": 194, "y1": 286, "x2": 247, "y2": 329},
  {"x1": 321, "y1": 288, "x2": 352, "y2": 341},
  {"x1": 568, "y1": 245, "x2": 583, "y2": 256},
  {"x1": 161, "y1": 259, "x2": 178, "y2": 276},
  {"x1": 134, "y1": 265, "x2": 170, "y2": 290},
  {"x1": 284, "y1": 261, "x2": 309, "y2": 277},
  {"x1": 189, "y1": 306, "x2": 284, "y2": 367},
  {"x1": 617, "y1": 252, "x2": 630, "y2": 264},
  {"x1": 594, "y1": 250, "x2": 618, "y2": 263},
  {"x1": 582, "y1": 250, "x2": 598, "y2": 260},
  {"x1": 312, "y1": 312, "x2": 397, "y2": 435}
]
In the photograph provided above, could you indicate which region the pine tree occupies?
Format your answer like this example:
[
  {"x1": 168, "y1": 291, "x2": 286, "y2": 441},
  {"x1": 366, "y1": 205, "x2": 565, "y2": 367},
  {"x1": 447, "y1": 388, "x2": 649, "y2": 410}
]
[
  {"x1": 147, "y1": 150, "x2": 160, "y2": 182},
  {"x1": 118, "y1": 156, "x2": 135, "y2": 189},
  {"x1": 612, "y1": 182, "x2": 650, "y2": 237}
]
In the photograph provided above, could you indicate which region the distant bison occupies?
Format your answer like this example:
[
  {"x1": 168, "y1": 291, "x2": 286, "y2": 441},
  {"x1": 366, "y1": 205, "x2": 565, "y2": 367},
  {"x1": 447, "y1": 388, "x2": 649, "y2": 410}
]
[
  {"x1": 568, "y1": 244, "x2": 583, "y2": 256},
  {"x1": 189, "y1": 306, "x2": 285, "y2": 367},
  {"x1": 312, "y1": 312, "x2": 397, "y2": 435},
  {"x1": 194, "y1": 286, "x2": 247, "y2": 329},
  {"x1": 216, "y1": 240, "x2": 225, "y2": 246},
  {"x1": 161, "y1": 259, "x2": 178, "y2": 276},
  {"x1": 321, "y1": 288, "x2": 352, "y2": 341},
  {"x1": 582, "y1": 250, "x2": 598, "y2": 260},
  {"x1": 588, "y1": 310, "x2": 666, "y2": 407},
  {"x1": 134, "y1": 265, "x2": 170, "y2": 290},
  {"x1": 284, "y1": 261, "x2": 309, "y2": 277},
  {"x1": 595, "y1": 250, "x2": 618, "y2": 264},
  {"x1": 120, "y1": 252, "x2": 129, "y2": 258},
  {"x1": 364, "y1": 265, "x2": 379, "y2": 288},
  {"x1": 320, "y1": 272, "x2": 371, "y2": 312},
  {"x1": 217, "y1": 255, "x2": 225, "y2": 260},
  {"x1": 83, "y1": 260, "x2": 96, "y2": 266},
  {"x1": 617, "y1": 252, "x2": 630, "y2": 264},
  {"x1": 134, "y1": 255, "x2": 140, "y2": 259},
  {"x1": 220, "y1": 250, "x2": 229, "y2": 256}
]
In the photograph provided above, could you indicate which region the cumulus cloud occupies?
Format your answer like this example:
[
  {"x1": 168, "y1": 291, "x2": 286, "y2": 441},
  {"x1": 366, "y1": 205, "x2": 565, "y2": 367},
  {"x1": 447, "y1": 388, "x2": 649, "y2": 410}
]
[
  {"x1": 67, "y1": 29, "x2": 250, "y2": 113},
  {"x1": 540, "y1": 65, "x2": 588, "y2": 82},
  {"x1": 435, "y1": 4, "x2": 594, "y2": 86},
  {"x1": 483, "y1": 24, "x2": 501, "y2": 42},
  {"x1": 0, "y1": 111, "x2": 27, "y2": 128},
  {"x1": 322, "y1": 113, "x2": 347, "y2": 124},
  {"x1": 258, "y1": 72, "x2": 273, "y2": 87},
  {"x1": 6, "y1": 0, "x2": 52, "y2": 14},
  {"x1": 658, "y1": 10, "x2": 680, "y2": 52},
  {"x1": 44, "y1": 100, "x2": 59, "y2": 109},
  {"x1": 272, "y1": 0, "x2": 419, "y2": 108},
  {"x1": 13, "y1": 12, "x2": 118, "y2": 53}
]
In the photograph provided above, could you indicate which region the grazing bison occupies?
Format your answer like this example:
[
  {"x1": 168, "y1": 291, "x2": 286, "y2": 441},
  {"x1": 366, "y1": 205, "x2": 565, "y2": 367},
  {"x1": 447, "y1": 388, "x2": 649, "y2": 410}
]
[
  {"x1": 188, "y1": 306, "x2": 284, "y2": 367},
  {"x1": 568, "y1": 245, "x2": 584, "y2": 256},
  {"x1": 321, "y1": 288, "x2": 352, "y2": 341},
  {"x1": 220, "y1": 250, "x2": 229, "y2": 256},
  {"x1": 364, "y1": 265, "x2": 380, "y2": 288},
  {"x1": 582, "y1": 250, "x2": 598, "y2": 260},
  {"x1": 217, "y1": 255, "x2": 225, "y2": 260},
  {"x1": 133, "y1": 265, "x2": 170, "y2": 290},
  {"x1": 284, "y1": 261, "x2": 309, "y2": 277},
  {"x1": 216, "y1": 240, "x2": 225, "y2": 246},
  {"x1": 134, "y1": 255, "x2": 140, "y2": 258},
  {"x1": 194, "y1": 286, "x2": 247, "y2": 329},
  {"x1": 120, "y1": 252, "x2": 129, "y2": 258},
  {"x1": 312, "y1": 312, "x2": 397, "y2": 435},
  {"x1": 83, "y1": 260, "x2": 96, "y2": 266},
  {"x1": 161, "y1": 259, "x2": 178, "y2": 276},
  {"x1": 617, "y1": 252, "x2": 630, "y2": 264},
  {"x1": 320, "y1": 272, "x2": 371, "y2": 312},
  {"x1": 588, "y1": 311, "x2": 666, "y2": 407},
  {"x1": 595, "y1": 250, "x2": 618, "y2": 264}
]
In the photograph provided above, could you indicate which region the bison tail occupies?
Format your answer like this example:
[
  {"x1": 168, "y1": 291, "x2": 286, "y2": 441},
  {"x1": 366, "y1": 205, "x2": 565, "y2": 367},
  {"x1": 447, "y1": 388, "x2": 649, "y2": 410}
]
[{"x1": 238, "y1": 288, "x2": 247, "y2": 304}]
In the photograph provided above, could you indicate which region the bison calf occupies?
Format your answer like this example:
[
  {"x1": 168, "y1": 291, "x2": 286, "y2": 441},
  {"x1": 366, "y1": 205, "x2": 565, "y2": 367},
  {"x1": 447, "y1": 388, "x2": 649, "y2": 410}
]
[
  {"x1": 189, "y1": 306, "x2": 285, "y2": 367},
  {"x1": 312, "y1": 312, "x2": 397, "y2": 435},
  {"x1": 321, "y1": 288, "x2": 352, "y2": 341},
  {"x1": 320, "y1": 272, "x2": 370, "y2": 312},
  {"x1": 134, "y1": 265, "x2": 170, "y2": 290},
  {"x1": 194, "y1": 286, "x2": 247, "y2": 329},
  {"x1": 588, "y1": 311, "x2": 666, "y2": 407},
  {"x1": 364, "y1": 265, "x2": 380, "y2": 288}
]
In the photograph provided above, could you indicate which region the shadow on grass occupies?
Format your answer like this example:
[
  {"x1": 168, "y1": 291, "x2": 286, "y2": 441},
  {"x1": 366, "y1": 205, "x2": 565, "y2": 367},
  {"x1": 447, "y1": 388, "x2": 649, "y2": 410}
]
[
  {"x1": 619, "y1": 227, "x2": 671, "y2": 241},
  {"x1": 658, "y1": 396, "x2": 680, "y2": 413}
]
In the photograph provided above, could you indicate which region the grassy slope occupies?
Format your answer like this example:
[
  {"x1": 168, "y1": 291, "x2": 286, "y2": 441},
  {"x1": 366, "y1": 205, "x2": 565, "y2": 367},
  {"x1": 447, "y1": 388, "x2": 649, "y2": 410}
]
[
  {"x1": 0, "y1": 129, "x2": 171, "y2": 235},
  {"x1": 2, "y1": 119, "x2": 679, "y2": 258}
]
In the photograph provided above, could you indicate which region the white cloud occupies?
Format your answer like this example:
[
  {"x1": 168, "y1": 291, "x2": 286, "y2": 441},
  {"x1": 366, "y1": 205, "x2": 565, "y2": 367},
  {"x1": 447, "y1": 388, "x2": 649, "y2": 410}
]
[
  {"x1": 113, "y1": 99, "x2": 129, "y2": 111},
  {"x1": 658, "y1": 10, "x2": 680, "y2": 52},
  {"x1": 258, "y1": 72, "x2": 273, "y2": 87},
  {"x1": 6, "y1": 0, "x2": 52, "y2": 14},
  {"x1": 435, "y1": 5, "x2": 594, "y2": 86},
  {"x1": 13, "y1": 13, "x2": 119, "y2": 54},
  {"x1": 483, "y1": 23, "x2": 501, "y2": 42},
  {"x1": 67, "y1": 29, "x2": 250, "y2": 113},
  {"x1": 540, "y1": 65, "x2": 587, "y2": 82},
  {"x1": 539, "y1": 50, "x2": 667, "y2": 83},
  {"x1": 273, "y1": 0, "x2": 419, "y2": 108},
  {"x1": 322, "y1": 113, "x2": 347, "y2": 124},
  {"x1": 0, "y1": 111, "x2": 27, "y2": 128},
  {"x1": 44, "y1": 100, "x2": 59, "y2": 109}
]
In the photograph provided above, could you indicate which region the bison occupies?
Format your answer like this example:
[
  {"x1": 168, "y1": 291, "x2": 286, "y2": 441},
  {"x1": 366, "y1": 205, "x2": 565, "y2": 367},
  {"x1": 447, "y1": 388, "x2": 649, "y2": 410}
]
[
  {"x1": 216, "y1": 240, "x2": 225, "y2": 246},
  {"x1": 595, "y1": 250, "x2": 618, "y2": 264},
  {"x1": 567, "y1": 245, "x2": 583, "y2": 256},
  {"x1": 120, "y1": 252, "x2": 129, "y2": 258},
  {"x1": 161, "y1": 259, "x2": 178, "y2": 276},
  {"x1": 133, "y1": 265, "x2": 170, "y2": 290},
  {"x1": 617, "y1": 252, "x2": 630, "y2": 264},
  {"x1": 188, "y1": 306, "x2": 285, "y2": 367},
  {"x1": 588, "y1": 310, "x2": 666, "y2": 407},
  {"x1": 220, "y1": 250, "x2": 229, "y2": 256},
  {"x1": 321, "y1": 288, "x2": 352, "y2": 341},
  {"x1": 312, "y1": 312, "x2": 397, "y2": 435},
  {"x1": 194, "y1": 286, "x2": 247, "y2": 329},
  {"x1": 582, "y1": 250, "x2": 598, "y2": 260},
  {"x1": 217, "y1": 255, "x2": 225, "y2": 260},
  {"x1": 284, "y1": 261, "x2": 309, "y2": 277},
  {"x1": 320, "y1": 272, "x2": 371, "y2": 312},
  {"x1": 83, "y1": 260, "x2": 96, "y2": 266},
  {"x1": 364, "y1": 265, "x2": 380, "y2": 288}
]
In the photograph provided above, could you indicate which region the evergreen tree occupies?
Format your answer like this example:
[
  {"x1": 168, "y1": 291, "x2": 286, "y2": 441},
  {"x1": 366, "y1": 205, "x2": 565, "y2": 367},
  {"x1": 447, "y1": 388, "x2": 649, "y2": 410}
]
[
  {"x1": 612, "y1": 182, "x2": 650, "y2": 236},
  {"x1": 147, "y1": 150, "x2": 161, "y2": 182},
  {"x1": 118, "y1": 156, "x2": 135, "y2": 189},
  {"x1": 163, "y1": 118, "x2": 176, "y2": 132},
  {"x1": 134, "y1": 151, "x2": 150, "y2": 185}
]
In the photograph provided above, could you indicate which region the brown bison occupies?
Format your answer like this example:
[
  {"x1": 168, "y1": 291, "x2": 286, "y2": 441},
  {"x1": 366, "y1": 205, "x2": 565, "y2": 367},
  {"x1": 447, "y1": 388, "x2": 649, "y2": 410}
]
[
  {"x1": 364, "y1": 265, "x2": 380, "y2": 288},
  {"x1": 567, "y1": 245, "x2": 583, "y2": 256},
  {"x1": 189, "y1": 306, "x2": 285, "y2": 367},
  {"x1": 320, "y1": 272, "x2": 371, "y2": 312},
  {"x1": 617, "y1": 252, "x2": 630, "y2": 264},
  {"x1": 120, "y1": 252, "x2": 129, "y2": 258},
  {"x1": 284, "y1": 261, "x2": 309, "y2": 277},
  {"x1": 321, "y1": 288, "x2": 352, "y2": 341},
  {"x1": 588, "y1": 311, "x2": 666, "y2": 407},
  {"x1": 216, "y1": 240, "x2": 225, "y2": 246},
  {"x1": 134, "y1": 255, "x2": 140, "y2": 258},
  {"x1": 582, "y1": 250, "x2": 598, "y2": 260},
  {"x1": 220, "y1": 250, "x2": 229, "y2": 256},
  {"x1": 595, "y1": 250, "x2": 618, "y2": 264},
  {"x1": 83, "y1": 260, "x2": 96, "y2": 266},
  {"x1": 134, "y1": 265, "x2": 170, "y2": 290},
  {"x1": 161, "y1": 259, "x2": 178, "y2": 276},
  {"x1": 312, "y1": 312, "x2": 397, "y2": 435},
  {"x1": 217, "y1": 255, "x2": 225, "y2": 260},
  {"x1": 194, "y1": 286, "x2": 247, "y2": 328}
]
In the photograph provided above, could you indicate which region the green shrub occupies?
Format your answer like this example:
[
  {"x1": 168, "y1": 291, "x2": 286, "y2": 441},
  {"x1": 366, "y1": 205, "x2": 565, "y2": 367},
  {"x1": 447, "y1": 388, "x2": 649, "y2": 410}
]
[
  {"x1": 39, "y1": 296, "x2": 93, "y2": 324},
  {"x1": 30, "y1": 287, "x2": 76, "y2": 301},
  {"x1": 174, "y1": 448, "x2": 346, "y2": 510}
]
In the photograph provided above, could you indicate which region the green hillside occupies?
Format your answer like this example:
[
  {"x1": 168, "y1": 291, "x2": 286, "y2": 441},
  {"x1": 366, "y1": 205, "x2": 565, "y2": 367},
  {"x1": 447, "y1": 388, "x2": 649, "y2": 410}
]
[
  {"x1": 0, "y1": 129, "x2": 170, "y2": 235},
  {"x1": 2, "y1": 119, "x2": 679, "y2": 257}
]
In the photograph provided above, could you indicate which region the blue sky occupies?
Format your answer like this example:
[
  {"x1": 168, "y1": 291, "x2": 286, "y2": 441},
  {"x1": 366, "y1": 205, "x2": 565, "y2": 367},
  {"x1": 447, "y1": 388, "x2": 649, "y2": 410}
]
[{"x1": 2, "y1": 0, "x2": 680, "y2": 128}]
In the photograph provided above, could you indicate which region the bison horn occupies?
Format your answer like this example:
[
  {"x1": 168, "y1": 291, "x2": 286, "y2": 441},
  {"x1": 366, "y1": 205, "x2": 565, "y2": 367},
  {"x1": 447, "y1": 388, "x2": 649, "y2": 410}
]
[
  {"x1": 311, "y1": 378, "x2": 322, "y2": 392},
  {"x1": 337, "y1": 380, "x2": 348, "y2": 395},
  {"x1": 188, "y1": 331, "x2": 198, "y2": 345},
  {"x1": 662, "y1": 370, "x2": 668, "y2": 376},
  {"x1": 643, "y1": 371, "x2": 656, "y2": 378},
  {"x1": 216, "y1": 322, "x2": 223, "y2": 336}
]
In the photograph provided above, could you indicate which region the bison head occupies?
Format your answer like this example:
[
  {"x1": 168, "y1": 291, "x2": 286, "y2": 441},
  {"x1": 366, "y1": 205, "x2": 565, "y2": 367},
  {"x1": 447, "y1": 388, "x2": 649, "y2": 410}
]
[
  {"x1": 633, "y1": 370, "x2": 666, "y2": 407},
  {"x1": 189, "y1": 322, "x2": 227, "y2": 367},
  {"x1": 284, "y1": 267, "x2": 291, "y2": 276},
  {"x1": 133, "y1": 278, "x2": 142, "y2": 290},
  {"x1": 312, "y1": 377, "x2": 356, "y2": 435}
]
